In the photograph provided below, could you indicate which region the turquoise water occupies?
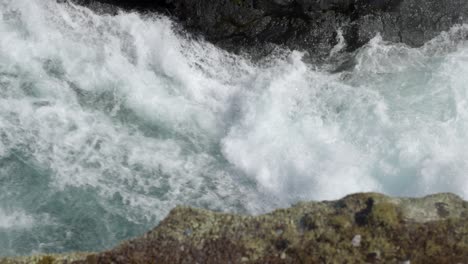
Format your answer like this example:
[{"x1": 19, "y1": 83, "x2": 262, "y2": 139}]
[{"x1": 2, "y1": 0, "x2": 468, "y2": 256}]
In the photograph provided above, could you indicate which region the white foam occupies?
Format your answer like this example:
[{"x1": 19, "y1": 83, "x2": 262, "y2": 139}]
[
  {"x1": 0, "y1": 0, "x2": 263, "y2": 226},
  {"x1": 222, "y1": 51, "x2": 381, "y2": 202},
  {"x1": 0, "y1": 208, "x2": 34, "y2": 229},
  {"x1": 1, "y1": 0, "x2": 468, "y2": 237}
]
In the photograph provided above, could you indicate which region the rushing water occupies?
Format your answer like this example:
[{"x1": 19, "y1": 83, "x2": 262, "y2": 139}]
[{"x1": 1, "y1": 0, "x2": 468, "y2": 256}]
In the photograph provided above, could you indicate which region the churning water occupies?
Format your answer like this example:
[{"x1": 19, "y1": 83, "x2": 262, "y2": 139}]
[{"x1": 2, "y1": 0, "x2": 468, "y2": 256}]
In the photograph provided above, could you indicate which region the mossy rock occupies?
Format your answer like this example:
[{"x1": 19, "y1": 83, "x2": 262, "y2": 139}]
[
  {"x1": 3, "y1": 193, "x2": 468, "y2": 263},
  {"x1": 329, "y1": 214, "x2": 352, "y2": 229},
  {"x1": 367, "y1": 202, "x2": 400, "y2": 227},
  {"x1": 36, "y1": 257, "x2": 55, "y2": 264}
]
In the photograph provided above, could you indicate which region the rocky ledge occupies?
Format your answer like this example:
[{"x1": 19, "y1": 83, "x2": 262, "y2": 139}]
[
  {"x1": 76, "y1": 0, "x2": 468, "y2": 60},
  {"x1": 2, "y1": 193, "x2": 468, "y2": 263}
]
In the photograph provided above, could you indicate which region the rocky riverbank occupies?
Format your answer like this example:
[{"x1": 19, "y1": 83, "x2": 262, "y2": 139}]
[
  {"x1": 2, "y1": 193, "x2": 468, "y2": 263},
  {"x1": 76, "y1": 0, "x2": 468, "y2": 61}
]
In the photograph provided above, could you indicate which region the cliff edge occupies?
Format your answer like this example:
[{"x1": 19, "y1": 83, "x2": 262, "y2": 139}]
[{"x1": 2, "y1": 193, "x2": 468, "y2": 263}]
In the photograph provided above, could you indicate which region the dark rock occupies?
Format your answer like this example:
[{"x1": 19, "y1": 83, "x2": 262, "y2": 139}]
[{"x1": 73, "y1": 0, "x2": 468, "y2": 61}]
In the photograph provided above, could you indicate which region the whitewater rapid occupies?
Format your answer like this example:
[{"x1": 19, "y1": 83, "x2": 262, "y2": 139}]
[{"x1": 1, "y1": 0, "x2": 468, "y2": 255}]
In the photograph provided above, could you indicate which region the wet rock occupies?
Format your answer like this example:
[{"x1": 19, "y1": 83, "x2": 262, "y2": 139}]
[{"x1": 75, "y1": 0, "x2": 468, "y2": 61}]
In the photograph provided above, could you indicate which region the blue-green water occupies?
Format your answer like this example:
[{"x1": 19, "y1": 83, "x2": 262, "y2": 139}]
[{"x1": 2, "y1": 0, "x2": 468, "y2": 256}]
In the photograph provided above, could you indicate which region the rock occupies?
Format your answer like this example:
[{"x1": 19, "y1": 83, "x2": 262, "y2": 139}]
[
  {"x1": 280, "y1": 252, "x2": 286, "y2": 259},
  {"x1": 351, "y1": 234, "x2": 362, "y2": 247},
  {"x1": 3, "y1": 192, "x2": 468, "y2": 263},
  {"x1": 74, "y1": 0, "x2": 468, "y2": 61},
  {"x1": 366, "y1": 250, "x2": 381, "y2": 262}
]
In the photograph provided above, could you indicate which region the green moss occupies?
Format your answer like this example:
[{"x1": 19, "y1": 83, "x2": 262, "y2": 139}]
[
  {"x1": 425, "y1": 240, "x2": 443, "y2": 256},
  {"x1": 37, "y1": 256, "x2": 55, "y2": 264},
  {"x1": 367, "y1": 202, "x2": 400, "y2": 227},
  {"x1": 329, "y1": 215, "x2": 351, "y2": 229}
]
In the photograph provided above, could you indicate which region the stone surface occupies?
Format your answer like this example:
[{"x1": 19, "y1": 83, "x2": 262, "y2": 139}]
[{"x1": 3, "y1": 192, "x2": 468, "y2": 263}]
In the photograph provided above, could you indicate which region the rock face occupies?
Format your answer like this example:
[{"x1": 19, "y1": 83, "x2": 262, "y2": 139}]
[
  {"x1": 79, "y1": 0, "x2": 468, "y2": 60},
  {"x1": 3, "y1": 193, "x2": 468, "y2": 263}
]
